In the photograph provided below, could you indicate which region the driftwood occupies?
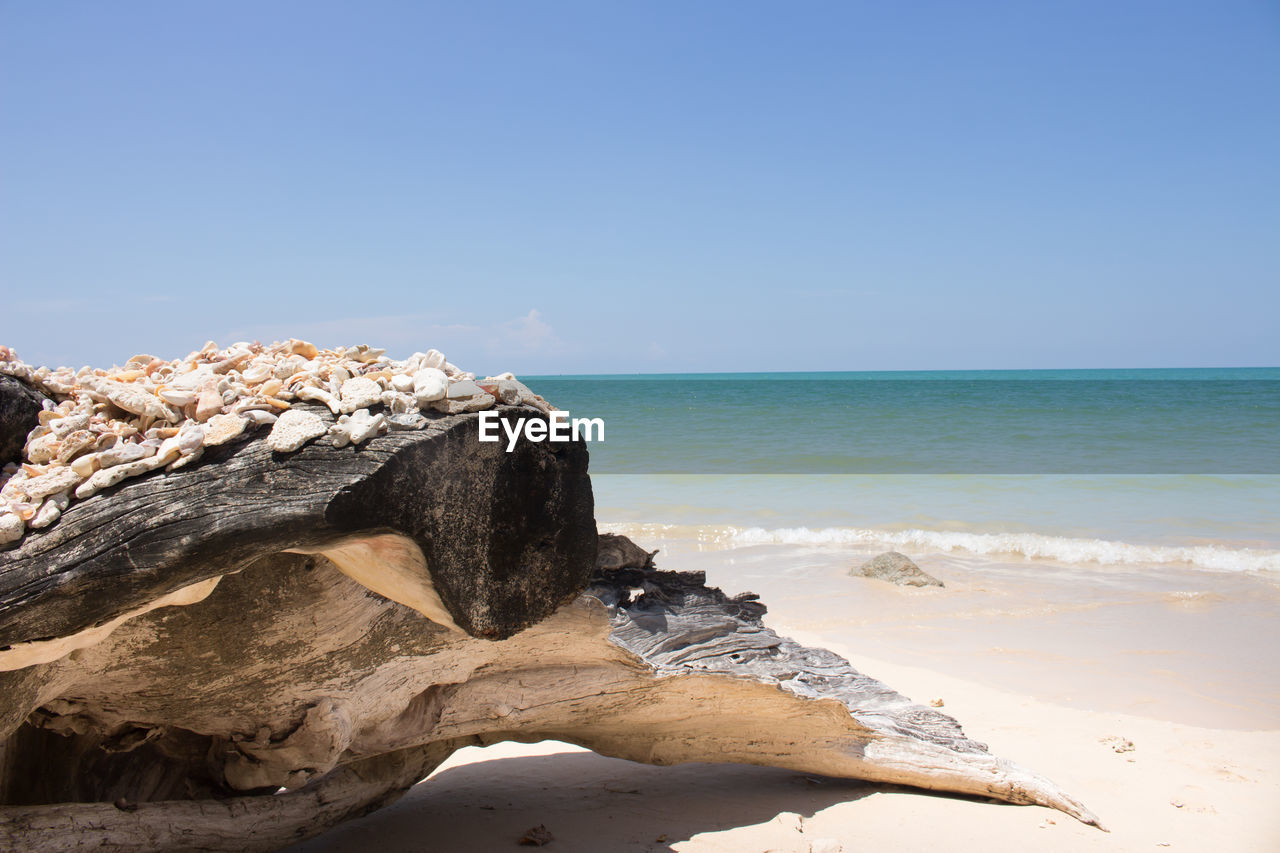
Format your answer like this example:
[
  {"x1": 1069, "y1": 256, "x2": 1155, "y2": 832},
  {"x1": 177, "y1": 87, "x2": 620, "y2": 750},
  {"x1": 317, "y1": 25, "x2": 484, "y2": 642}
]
[{"x1": 0, "y1": 401, "x2": 1099, "y2": 850}]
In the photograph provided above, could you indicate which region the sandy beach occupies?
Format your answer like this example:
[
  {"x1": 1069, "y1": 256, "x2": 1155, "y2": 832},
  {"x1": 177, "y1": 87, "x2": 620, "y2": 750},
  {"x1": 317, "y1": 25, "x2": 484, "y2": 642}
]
[{"x1": 292, "y1": 540, "x2": 1280, "y2": 852}]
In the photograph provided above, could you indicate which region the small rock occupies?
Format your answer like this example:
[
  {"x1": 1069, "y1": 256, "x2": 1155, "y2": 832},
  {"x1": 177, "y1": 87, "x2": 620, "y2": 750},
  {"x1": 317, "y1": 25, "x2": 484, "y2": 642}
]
[
  {"x1": 1, "y1": 375, "x2": 49, "y2": 466},
  {"x1": 596, "y1": 533, "x2": 658, "y2": 570},
  {"x1": 413, "y1": 368, "x2": 448, "y2": 406},
  {"x1": 518, "y1": 824, "x2": 554, "y2": 846},
  {"x1": 445, "y1": 379, "x2": 483, "y2": 399},
  {"x1": 388, "y1": 413, "x2": 427, "y2": 431},
  {"x1": 267, "y1": 410, "x2": 328, "y2": 453},
  {"x1": 1101, "y1": 736, "x2": 1135, "y2": 754},
  {"x1": 852, "y1": 552, "x2": 944, "y2": 587}
]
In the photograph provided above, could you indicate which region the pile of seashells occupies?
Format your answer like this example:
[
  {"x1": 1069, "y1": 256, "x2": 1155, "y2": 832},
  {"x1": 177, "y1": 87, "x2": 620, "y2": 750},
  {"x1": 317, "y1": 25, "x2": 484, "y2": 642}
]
[{"x1": 0, "y1": 340, "x2": 553, "y2": 546}]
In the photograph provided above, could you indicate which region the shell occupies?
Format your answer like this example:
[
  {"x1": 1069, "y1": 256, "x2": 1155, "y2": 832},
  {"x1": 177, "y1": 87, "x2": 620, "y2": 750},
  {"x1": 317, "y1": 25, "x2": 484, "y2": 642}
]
[
  {"x1": 204, "y1": 414, "x2": 248, "y2": 447},
  {"x1": 296, "y1": 386, "x2": 340, "y2": 414},
  {"x1": 339, "y1": 377, "x2": 382, "y2": 413},
  {"x1": 267, "y1": 410, "x2": 329, "y2": 453},
  {"x1": 0, "y1": 337, "x2": 544, "y2": 547},
  {"x1": 0, "y1": 511, "x2": 23, "y2": 544}
]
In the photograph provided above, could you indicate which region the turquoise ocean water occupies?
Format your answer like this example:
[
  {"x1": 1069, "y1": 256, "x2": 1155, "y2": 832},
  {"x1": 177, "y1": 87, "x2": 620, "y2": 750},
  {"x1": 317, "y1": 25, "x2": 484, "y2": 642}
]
[{"x1": 523, "y1": 369, "x2": 1280, "y2": 573}]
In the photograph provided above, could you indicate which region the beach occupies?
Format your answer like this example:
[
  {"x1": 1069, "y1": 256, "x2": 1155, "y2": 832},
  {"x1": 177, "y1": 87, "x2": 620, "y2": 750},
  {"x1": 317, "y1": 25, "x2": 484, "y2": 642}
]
[
  {"x1": 287, "y1": 371, "x2": 1279, "y2": 851},
  {"x1": 292, "y1": 528, "x2": 1280, "y2": 852}
]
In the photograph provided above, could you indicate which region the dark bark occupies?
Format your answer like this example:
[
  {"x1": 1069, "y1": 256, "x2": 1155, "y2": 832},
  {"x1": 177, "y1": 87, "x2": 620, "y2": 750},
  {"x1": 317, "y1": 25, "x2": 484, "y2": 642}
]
[
  {"x1": 0, "y1": 405, "x2": 596, "y2": 646},
  {"x1": 0, "y1": 375, "x2": 47, "y2": 467}
]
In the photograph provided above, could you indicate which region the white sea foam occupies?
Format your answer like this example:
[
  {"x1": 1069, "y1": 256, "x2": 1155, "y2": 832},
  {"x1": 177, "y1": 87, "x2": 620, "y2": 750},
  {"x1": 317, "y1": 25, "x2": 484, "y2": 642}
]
[{"x1": 600, "y1": 522, "x2": 1280, "y2": 573}]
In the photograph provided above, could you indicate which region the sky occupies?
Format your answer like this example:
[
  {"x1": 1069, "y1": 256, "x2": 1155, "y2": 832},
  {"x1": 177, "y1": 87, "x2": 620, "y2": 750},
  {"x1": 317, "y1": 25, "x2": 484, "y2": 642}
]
[{"x1": 2, "y1": 1, "x2": 1277, "y2": 375}]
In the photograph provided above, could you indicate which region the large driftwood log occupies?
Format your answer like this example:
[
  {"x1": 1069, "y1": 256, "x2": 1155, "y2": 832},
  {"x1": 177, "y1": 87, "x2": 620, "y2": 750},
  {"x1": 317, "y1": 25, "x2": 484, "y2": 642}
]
[{"x1": 0, "y1": 403, "x2": 1099, "y2": 850}]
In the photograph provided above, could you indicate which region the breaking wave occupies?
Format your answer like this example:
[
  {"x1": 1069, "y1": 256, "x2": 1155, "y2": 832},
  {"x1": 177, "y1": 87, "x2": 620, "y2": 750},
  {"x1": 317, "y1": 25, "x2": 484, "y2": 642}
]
[{"x1": 600, "y1": 522, "x2": 1280, "y2": 573}]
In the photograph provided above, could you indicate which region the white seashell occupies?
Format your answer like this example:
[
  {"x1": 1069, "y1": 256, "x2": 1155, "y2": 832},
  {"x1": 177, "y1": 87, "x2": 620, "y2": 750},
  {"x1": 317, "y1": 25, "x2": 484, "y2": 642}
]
[
  {"x1": 101, "y1": 381, "x2": 178, "y2": 421},
  {"x1": 329, "y1": 409, "x2": 387, "y2": 447},
  {"x1": 296, "y1": 385, "x2": 340, "y2": 414},
  {"x1": 55, "y1": 430, "x2": 97, "y2": 464},
  {"x1": 241, "y1": 362, "x2": 273, "y2": 384},
  {"x1": 97, "y1": 442, "x2": 153, "y2": 469},
  {"x1": 169, "y1": 367, "x2": 214, "y2": 392},
  {"x1": 30, "y1": 492, "x2": 70, "y2": 529},
  {"x1": 195, "y1": 387, "x2": 223, "y2": 422},
  {"x1": 167, "y1": 446, "x2": 204, "y2": 471},
  {"x1": 339, "y1": 377, "x2": 382, "y2": 413},
  {"x1": 242, "y1": 409, "x2": 279, "y2": 427},
  {"x1": 421, "y1": 349, "x2": 446, "y2": 370},
  {"x1": 203, "y1": 414, "x2": 248, "y2": 446},
  {"x1": 0, "y1": 511, "x2": 22, "y2": 544},
  {"x1": 343, "y1": 344, "x2": 386, "y2": 364},
  {"x1": 267, "y1": 410, "x2": 328, "y2": 453},
  {"x1": 157, "y1": 386, "x2": 197, "y2": 406},
  {"x1": 20, "y1": 467, "x2": 81, "y2": 501},
  {"x1": 24, "y1": 433, "x2": 59, "y2": 465},
  {"x1": 70, "y1": 453, "x2": 100, "y2": 479},
  {"x1": 49, "y1": 412, "x2": 91, "y2": 438},
  {"x1": 176, "y1": 423, "x2": 205, "y2": 455},
  {"x1": 391, "y1": 373, "x2": 415, "y2": 393}
]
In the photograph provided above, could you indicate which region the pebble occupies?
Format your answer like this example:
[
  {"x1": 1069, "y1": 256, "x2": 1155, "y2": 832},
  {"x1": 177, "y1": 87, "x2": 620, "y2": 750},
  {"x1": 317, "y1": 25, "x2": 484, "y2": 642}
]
[
  {"x1": 444, "y1": 379, "x2": 483, "y2": 399},
  {"x1": 412, "y1": 369, "x2": 447, "y2": 405},
  {"x1": 387, "y1": 413, "x2": 427, "y2": 431}
]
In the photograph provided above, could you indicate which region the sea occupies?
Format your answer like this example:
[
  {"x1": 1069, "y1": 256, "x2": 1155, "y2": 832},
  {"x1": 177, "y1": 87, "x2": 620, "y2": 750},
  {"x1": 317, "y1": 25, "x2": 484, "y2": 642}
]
[
  {"x1": 521, "y1": 368, "x2": 1280, "y2": 725},
  {"x1": 524, "y1": 368, "x2": 1280, "y2": 572}
]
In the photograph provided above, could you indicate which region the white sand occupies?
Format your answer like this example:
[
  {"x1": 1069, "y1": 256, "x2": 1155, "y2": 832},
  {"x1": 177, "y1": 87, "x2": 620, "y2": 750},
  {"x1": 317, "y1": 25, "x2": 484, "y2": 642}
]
[
  {"x1": 291, "y1": 644, "x2": 1279, "y2": 852},
  {"x1": 290, "y1": 543, "x2": 1280, "y2": 852}
]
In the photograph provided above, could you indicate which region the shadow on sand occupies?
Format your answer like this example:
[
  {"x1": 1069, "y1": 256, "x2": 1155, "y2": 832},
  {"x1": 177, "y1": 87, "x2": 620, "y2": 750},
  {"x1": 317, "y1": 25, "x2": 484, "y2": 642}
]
[{"x1": 285, "y1": 744, "x2": 965, "y2": 852}]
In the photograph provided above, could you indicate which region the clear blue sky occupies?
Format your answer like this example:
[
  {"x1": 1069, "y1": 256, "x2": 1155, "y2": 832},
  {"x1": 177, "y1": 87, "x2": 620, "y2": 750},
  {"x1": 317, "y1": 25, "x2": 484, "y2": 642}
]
[{"x1": 2, "y1": 1, "x2": 1277, "y2": 374}]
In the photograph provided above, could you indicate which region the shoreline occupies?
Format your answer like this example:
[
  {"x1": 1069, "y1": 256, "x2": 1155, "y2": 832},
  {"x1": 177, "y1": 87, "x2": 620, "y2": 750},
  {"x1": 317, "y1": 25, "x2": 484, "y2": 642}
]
[{"x1": 294, "y1": 533, "x2": 1280, "y2": 851}]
